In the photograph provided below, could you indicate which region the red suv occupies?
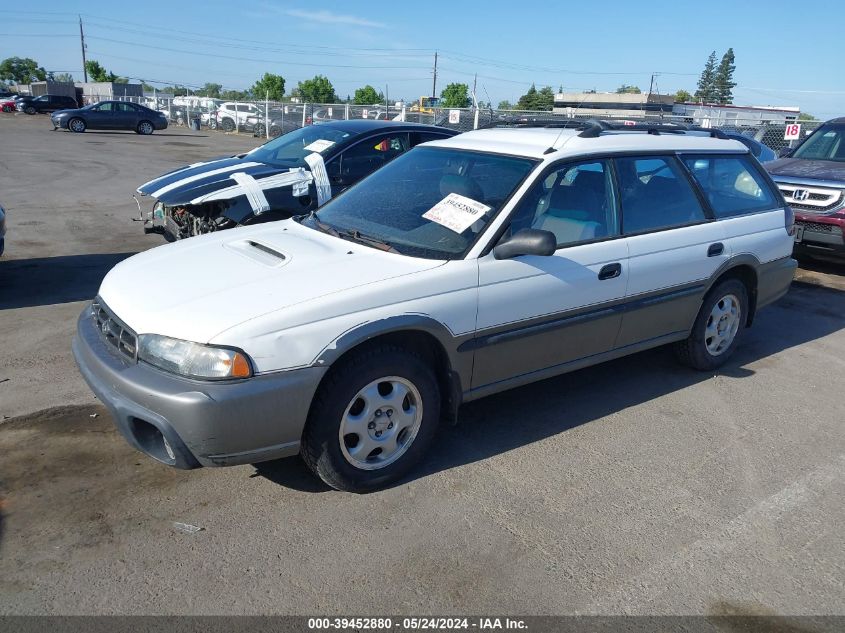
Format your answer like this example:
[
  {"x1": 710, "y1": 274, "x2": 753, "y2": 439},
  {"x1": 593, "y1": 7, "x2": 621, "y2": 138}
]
[{"x1": 766, "y1": 118, "x2": 845, "y2": 260}]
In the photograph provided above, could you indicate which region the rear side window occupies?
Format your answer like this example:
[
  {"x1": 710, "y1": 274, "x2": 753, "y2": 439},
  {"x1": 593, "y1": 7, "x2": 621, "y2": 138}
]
[
  {"x1": 616, "y1": 156, "x2": 706, "y2": 234},
  {"x1": 683, "y1": 155, "x2": 778, "y2": 217}
]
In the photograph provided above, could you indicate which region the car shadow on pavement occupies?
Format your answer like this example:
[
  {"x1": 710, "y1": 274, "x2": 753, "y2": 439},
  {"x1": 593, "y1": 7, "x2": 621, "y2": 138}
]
[
  {"x1": 254, "y1": 281, "x2": 845, "y2": 493},
  {"x1": 0, "y1": 253, "x2": 135, "y2": 310}
]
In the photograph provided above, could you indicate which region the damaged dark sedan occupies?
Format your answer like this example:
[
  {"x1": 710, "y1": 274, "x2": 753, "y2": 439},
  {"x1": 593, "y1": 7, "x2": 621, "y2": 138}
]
[{"x1": 136, "y1": 120, "x2": 456, "y2": 240}]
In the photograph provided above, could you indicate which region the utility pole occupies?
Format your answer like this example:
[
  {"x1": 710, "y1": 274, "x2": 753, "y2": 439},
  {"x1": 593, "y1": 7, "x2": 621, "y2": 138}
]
[
  {"x1": 79, "y1": 16, "x2": 88, "y2": 82},
  {"x1": 432, "y1": 51, "x2": 438, "y2": 99},
  {"x1": 647, "y1": 73, "x2": 654, "y2": 99},
  {"x1": 472, "y1": 73, "x2": 477, "y2": 107}
]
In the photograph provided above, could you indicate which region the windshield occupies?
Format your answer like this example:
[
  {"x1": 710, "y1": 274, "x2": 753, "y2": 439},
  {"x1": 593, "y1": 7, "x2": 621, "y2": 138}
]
[
  {"x1": 303, "y1": 146, "x2": 537, "y2": 259},
  {"x1": 246, "y1": 125, "x2": 352, "y2": 167},
  {"x1": 793, "y1": 124, "x2": 845, "y2": 162}
]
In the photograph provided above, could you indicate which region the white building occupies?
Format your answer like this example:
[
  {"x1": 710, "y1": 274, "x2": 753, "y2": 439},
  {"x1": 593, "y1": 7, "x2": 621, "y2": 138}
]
[{"x1": 672, "y1": 103, "x2": 800, "y2": 126}]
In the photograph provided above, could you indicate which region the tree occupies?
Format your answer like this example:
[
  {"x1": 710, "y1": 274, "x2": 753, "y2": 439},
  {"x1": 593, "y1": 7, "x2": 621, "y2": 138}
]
[
  {"x1": 516, "y1": 84, "x2": 554, "y2": 111},
  {"x1": 297, "y1": 75, "x2": 337, "y2": 103},
  {"x1": 714, "y1": 48, "x2": 736, "y2": 105},
  {"x1": 440, "y1": 82, "x2": 470, "y2": 108},
  {"x1": 353, "y1": 85, "x2": 382, "y2": 105},
  {"x1": 52, "y1": 72, "x2": 75, "y2": 83},
  {"x1": 84, "y1": 60, "x2": 119, "y2": 83},
  {"x1": 199, "y1": 83, "x2": 222, "y2": 98},
  {"x1": 616, "y1": 84, "x2": 642, "y2": 94},
  {"x1": 798, "y1": 112, "x2": 816, "y2": 121},
  {"x1": 674, "y1": 89, "x2": 692, "y2": 102},
  {"x1": 0, "y1": 57, "x2": 47, "y2": 83},
  {"x1": 251, "y1": 73, "x2": 285, "y2": 101},
  {"x1": 221, "y1": 89, "x2": 249, "y2": 100},
  {"x1": 695, "y1": 51, "x2": 718, "y2": 103},
  {"x1": 497, "y1": 100, "x2": 513, "y2": 110}
]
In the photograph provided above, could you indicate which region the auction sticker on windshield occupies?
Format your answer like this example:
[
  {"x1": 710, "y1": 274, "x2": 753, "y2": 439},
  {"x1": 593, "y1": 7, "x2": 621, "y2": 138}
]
[
  {"x1": 304, "y1": 139, "x2": 336, "y2": 153},
  {"x1": 422, "y1": 193, "x2": 491, "y2": 234}
]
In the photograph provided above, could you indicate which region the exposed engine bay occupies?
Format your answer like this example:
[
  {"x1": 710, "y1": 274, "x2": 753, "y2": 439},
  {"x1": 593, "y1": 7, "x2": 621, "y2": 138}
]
[{"x1": 143, "y1": 200, "x2": 238, "y2": 240}]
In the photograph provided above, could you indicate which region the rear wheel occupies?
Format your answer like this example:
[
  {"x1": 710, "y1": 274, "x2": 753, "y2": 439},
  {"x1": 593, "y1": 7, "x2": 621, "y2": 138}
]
[
  {"x1": 137, "y1": 120, "x2": 154, "y2": 135},
  {"x1": 24, "y1": 105, "x2": 36, "y2": 115},
  {"x1": 68, "y1": 117, "x2": 86, "y2": 133},
  {"x1": 675, "y1": 279, "x2": 748, "y2": 371},
  {"x1": 221, "y1": 117, "x2": 235, "y2": 132},
  {"x1": 269, "y1": 125, "x2": 282, "y2": 137},
  {"x1": 253, "y1": 123, "x2": 266, "y2": 137},
  {"x1": 301, "y1": 345, "x2": 441, "y2": 492},
  {"x1": 2, "y1": 105, "x2": 11, "y2": 112}
]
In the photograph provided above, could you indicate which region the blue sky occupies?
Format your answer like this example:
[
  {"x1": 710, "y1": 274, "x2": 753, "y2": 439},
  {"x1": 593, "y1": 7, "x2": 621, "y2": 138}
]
[{"x1": 1, "y1": 1, "x2": 843, "y2": 118}]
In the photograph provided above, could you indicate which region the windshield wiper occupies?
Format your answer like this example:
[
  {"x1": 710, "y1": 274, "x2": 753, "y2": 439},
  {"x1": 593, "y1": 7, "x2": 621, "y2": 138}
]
[{"x1": 337, "y1": 229, "x2": 398, "y2": 253}]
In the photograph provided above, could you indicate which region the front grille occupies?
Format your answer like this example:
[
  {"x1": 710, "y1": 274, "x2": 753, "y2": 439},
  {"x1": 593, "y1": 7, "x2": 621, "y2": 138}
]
[
  {"x1": 777, "y1": 183, "x2": 844, "y2": 213},
  {"x1": 796, "y1": 220, "x2": 843, "y2": 235},
  {"x1": 92, "y1": 298, "x2": 138, "y2": 361}
]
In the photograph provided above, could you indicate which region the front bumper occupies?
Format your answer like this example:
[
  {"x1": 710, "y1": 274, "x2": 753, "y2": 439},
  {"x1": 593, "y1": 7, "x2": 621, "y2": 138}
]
[
  {"x1": 794, "y1": 213, "x2": 845, "y2": 255},
  {"x1": 72, "y1": 304, "x2": 327, "y2": 468}
]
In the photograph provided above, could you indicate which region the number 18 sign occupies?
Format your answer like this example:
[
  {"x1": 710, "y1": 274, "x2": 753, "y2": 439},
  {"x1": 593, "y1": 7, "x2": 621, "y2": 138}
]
[{"x1": 784, "y1": 123, "x2": 802, "y2": 141}]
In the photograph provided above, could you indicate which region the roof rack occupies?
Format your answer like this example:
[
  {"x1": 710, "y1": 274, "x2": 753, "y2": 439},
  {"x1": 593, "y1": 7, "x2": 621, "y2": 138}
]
[
  {"x1": 577, "y1": 119, "x2": 727, "y2": 139},
  {"x1": 478, "y1": 116, "x2": 728, "y2": 139}
]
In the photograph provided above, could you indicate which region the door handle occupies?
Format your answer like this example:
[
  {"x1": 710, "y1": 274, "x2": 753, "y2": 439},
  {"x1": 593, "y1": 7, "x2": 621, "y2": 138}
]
[
  {"x1": 598, "y1": 262, "x2": 622, "y2": 280},
  {"x1": 708, "y1": 242, "x2": 724, "y2": 257}
]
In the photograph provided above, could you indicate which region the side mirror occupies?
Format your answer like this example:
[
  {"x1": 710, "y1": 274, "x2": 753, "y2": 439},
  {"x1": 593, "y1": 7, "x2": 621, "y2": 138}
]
[
  {"x1": 494, "y1": 229, "x2": 557, "y2": 260},
  {"x1": 778, "y1": 147, "x2": 793, "y2": 158}
]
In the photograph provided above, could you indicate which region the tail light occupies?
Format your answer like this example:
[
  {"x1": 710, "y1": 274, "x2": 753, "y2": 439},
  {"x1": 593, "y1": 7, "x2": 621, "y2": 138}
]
[{"x1": 784, "y1": 204, "x2": 796, "y2": 236}]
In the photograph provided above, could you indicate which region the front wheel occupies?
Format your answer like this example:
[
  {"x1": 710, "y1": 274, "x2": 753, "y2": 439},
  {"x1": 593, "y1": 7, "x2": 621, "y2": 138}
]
[
  {"x1": 301, "y1": 345, "x2": 441, "y2": 492},
  {"x1": 68, "y1": 117, "x2": 86, "y2": 133},
  {"x1": 24, "y1": 106, "x2": 36, "y2": 115},
  {"x1": 253, "y1": 123, "x2": 266, "y2": 137},
  {"x1": 675, "y1": 279, "x2": 748, "y2": 371},
  {"x1": 137, "y1": 120, "x2": 154, "y2": 135},
  {"x1": 220, "y1": 117, "x2": 235, "y2": 132}
]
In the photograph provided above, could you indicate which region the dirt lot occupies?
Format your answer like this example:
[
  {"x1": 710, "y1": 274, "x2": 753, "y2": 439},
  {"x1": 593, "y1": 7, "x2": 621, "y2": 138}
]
[{"x1": 1, "y1": 113, "x2": 844, "y2": 616}]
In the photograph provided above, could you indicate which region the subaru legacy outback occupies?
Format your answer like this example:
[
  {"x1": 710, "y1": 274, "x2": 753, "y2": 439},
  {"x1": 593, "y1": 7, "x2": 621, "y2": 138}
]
[{"x1": 73, "y1": 121, "x2": 797, "y2": 492}]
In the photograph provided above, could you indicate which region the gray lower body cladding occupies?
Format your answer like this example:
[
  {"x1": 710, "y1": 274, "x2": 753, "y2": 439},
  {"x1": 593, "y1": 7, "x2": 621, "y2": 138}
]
[{"x1": 72, "y1": 306, "x2": 327, "y2": 468}]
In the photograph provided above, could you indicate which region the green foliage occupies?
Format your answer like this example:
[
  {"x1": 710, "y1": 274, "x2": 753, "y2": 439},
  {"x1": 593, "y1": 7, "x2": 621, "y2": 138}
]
[
  {"x1": 85, "y1": 60, "x2": 120, "y2": 83},
  {"x1": 199, "y1": 83, "x2": 222, "y2": 98},
  {"x1": 497, "y1": 100, "x2": 513, "y2": 110},
  {"x1": 251, "y1": 73, "x2": 285, "y2": 101},
  {"x1": 221, "y1": 89, "x2": 249, "y2": 100},
  {"x1": 297, "y1": 75, "x2": 337, "y2": 103},
  {"x1": 674, "y1": 89, "x2": 692, "y2": 102},
  {"x1": 714, "y1": 48, "x2": 736, "y2": 104},
  {"x1": 51, "y1": 72, "x2": 75, "y2": 83},
  {"x1": 516, "y1": 84, "x2": 554, "y2": 111},
  {"x1": 695, "y1": 51, "x2": 718, "y2": 102},
  {"x1": 798, "y1": 112, "x2": 816, "y2": 121},
  {"x1": 0, "y1": 57, "x2": 47, "y2": 83},
  {"x1": 440, "y1": 82, "x2": 470, "y2": 108},
  {"x1": 353, "y1": 85, "x2": 383, "y2": 105},
  {"x1": 616, "y1": 84, "x2": 642, "y2": 94}
]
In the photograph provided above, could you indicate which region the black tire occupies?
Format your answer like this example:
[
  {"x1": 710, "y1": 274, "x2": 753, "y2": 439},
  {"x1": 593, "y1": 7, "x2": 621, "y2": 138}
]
[
  {"x1": 675, "y1": 279, "x2": 748, "y2": 371},
  {"x1": 269, "y1": 125, "x2": 282, "y2": 137},
  {"x1": 68, "y1": 117, "x2": 86, "y2": 133},
  {"x1": 24, "y1": 106, "x2": 36, "y2": 115},
  {"x1": 2, "y1": 105, "x2": 11, "y2": 112},
  {"x1": 137, "y1": 120, "x2": 154, "y2": 135},
  {"x1": 221, "y1": 117, "x2": 235, "y2": 132},
  {"x1": 253, "y1": 123, "x2": 266, "y2": 137},
  {"x1": 208, "y1": 118, "x2": 218, "y2": 130},
  {"x1": 301, "y1": 345, "x2": 441, "y2": 492}
]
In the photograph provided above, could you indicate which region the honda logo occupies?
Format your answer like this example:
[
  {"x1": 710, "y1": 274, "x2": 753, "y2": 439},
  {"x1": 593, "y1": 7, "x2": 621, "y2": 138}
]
[{"x1": 792, "y1": 189, "x2": 810, "y2": 202}]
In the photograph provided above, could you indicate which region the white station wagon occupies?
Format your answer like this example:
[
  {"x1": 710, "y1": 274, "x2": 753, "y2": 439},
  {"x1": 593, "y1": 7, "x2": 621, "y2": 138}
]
[{"x1": 73, "y1": 122, "x2": 797, "y2": 491}]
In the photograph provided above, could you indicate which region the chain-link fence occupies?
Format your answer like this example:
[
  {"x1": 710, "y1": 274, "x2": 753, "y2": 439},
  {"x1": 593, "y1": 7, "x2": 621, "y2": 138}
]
[{"x1": 77, "y1": 93, "x2": 823, "y2": 154}]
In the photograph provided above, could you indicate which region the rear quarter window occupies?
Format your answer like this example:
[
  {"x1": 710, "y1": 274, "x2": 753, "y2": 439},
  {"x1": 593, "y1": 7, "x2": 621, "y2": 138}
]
[{"x1": 682, "y1": 154, "x2": 778, "y2": 218}]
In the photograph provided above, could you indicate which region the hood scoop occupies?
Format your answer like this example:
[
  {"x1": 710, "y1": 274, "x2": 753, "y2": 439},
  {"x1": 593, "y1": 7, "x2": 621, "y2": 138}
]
[{"x1": 222, "y1": 238, "x2": 290, "y2": 268}]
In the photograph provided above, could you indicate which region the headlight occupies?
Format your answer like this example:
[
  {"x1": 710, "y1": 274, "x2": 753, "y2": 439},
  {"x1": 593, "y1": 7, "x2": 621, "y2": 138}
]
[{"x1": 138, "y1": 334, "x2": 252, "y2": 380}]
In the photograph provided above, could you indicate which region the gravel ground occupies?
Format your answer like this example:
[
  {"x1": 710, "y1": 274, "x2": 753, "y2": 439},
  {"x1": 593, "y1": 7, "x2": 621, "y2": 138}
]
[{"x1": 0, "y1": 113, "x2": 843, "y2": 616}]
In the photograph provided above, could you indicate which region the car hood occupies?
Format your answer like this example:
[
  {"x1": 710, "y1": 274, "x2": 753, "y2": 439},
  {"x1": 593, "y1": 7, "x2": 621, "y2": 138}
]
[
  {"x1": 766, "y1": 158, "x2": 845, "y2": 183},
  {"x1": 134, "y1": 153, "x2": 315, "y2": 221},
  {"x1": 98, "y1": 220, "x2": 444, "y2": 344}
]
